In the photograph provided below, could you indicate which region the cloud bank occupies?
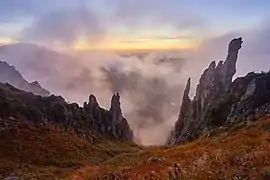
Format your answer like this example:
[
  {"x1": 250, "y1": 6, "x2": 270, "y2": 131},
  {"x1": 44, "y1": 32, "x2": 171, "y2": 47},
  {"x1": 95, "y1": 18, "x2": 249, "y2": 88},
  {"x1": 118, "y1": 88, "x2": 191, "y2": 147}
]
[
  {"x1": 2, "y1": 19, "x2": 270, "y2": 145},
  {"x1": 0, "y1": 0, "x2": 205, "y2": 47},
  {"x1": 1, "y1": 1, "x2": 270, "y2": 145}
]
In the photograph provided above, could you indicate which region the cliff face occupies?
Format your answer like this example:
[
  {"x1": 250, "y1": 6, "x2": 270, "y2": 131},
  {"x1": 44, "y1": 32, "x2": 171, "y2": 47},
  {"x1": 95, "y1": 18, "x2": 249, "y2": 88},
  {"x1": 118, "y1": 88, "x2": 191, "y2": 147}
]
[
  {"x1": 0, "y1": 83, "x2": 133, "y2": 142},
  {"x1": 168, "y1": 38, "x2": 258, "y2": 144},
  {"x1": 0, "y1": 61, "x2": 50, "y2": 96},
  {"x1": 168, "y1": 37, "x2": 270, "y2": 145}
]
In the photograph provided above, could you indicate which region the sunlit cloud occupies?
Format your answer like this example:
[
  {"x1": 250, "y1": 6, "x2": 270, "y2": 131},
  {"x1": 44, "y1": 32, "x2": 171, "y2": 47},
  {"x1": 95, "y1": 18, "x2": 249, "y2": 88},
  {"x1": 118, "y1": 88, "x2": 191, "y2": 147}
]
[
  {"x1": 0, "y1": 0, "x2": 269, "y2": 50},
  {"x1": 73, "y1": 36, "x2": 197, "y2": 51}
]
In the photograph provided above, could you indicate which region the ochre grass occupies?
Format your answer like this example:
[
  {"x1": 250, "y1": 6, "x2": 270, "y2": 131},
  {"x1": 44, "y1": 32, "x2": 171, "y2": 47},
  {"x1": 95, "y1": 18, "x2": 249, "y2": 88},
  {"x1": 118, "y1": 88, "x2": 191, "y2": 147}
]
[
  {"x1": 72, "y1": 117, "x2": 270, "y2": 180},
  {"x1": 1, "y1": 117, "x2": 270, "y2": 179},
  {"x1": 0, "y1": 119, "x2": 140, "y2": 179}
]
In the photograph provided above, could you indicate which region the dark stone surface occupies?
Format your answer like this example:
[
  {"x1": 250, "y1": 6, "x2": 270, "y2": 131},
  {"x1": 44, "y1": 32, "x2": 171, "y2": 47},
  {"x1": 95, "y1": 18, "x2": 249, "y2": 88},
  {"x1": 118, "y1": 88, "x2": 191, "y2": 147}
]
[
  {"x1": 167, "y1": 37, "x2": 270, "y2": 144},
  {"x1": 0, "y1": 83, "x2": 133, "y2": 142},
  {"x1": 168, "y1": 37, "x2": 270, "y2": 144}
]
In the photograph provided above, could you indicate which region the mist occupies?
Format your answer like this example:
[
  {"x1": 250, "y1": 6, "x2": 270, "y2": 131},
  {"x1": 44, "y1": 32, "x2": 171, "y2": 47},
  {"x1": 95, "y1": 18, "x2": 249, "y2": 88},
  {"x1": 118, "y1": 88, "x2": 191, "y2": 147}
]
[
  {"x1": 2, "y1": 22, "x2": 270, "y2": 145},
  {"x1": 1, "y1": 1, "x2": 270, "y2": 145},
  {"x1": 98, "y1": 53, "x2": 187, "y2": 145}
]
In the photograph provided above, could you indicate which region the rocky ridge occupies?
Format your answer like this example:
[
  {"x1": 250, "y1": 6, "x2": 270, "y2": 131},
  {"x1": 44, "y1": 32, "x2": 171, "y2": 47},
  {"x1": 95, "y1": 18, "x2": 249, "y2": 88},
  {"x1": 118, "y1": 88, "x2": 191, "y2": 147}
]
[
  {"x1": 168, "y1": 37, "x2": 270, "y2": 144},
  {"x1": 84, "y1": 93, "x2": 133, "y2": 141},
  {"x1": 0, "y1": 61, "x2": 50, "y2": 96},
  {"x1": 0, "y1": 83, "x2": 133, "y2": 142}
]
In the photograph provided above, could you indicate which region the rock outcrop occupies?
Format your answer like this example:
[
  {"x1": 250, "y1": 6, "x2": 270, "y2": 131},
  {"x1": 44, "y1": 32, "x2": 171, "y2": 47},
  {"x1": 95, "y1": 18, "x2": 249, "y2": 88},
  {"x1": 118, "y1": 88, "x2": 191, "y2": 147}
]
[
  {"x1": 168, "y1": 38, "x2": 245, "y2": 144},
  {"x1": 168, "y1": 37, "x2": 270, "y2": 145},
  {"x1": 227, "y1": 72, "x2": 270, "y2": 123},
  {"x1": 110, "y1": 93, "x2": 123, "y2": 123},
  {"x1": 0, "y1": 61, "x2": 50, "y2": 96},
  {"x1": 109, "y1": 93, "x2": 134, "y2": 141},
  {"x1": 83, "y1": 93, "x2": 133, "y2": 141},
  {"x1": 0, "y1": 83, "x2": 133, "y2": 142}
]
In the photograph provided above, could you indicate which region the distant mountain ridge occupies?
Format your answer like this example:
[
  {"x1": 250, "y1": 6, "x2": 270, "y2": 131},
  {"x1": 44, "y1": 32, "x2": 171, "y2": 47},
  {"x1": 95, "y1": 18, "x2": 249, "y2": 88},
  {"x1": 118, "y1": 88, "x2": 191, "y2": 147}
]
[
  {"x1": 0, "y1": 43, "x2": 92, "y2": 103},
  {"x1": 0, "y1": 61, "x2": 50, "y2": 96}
]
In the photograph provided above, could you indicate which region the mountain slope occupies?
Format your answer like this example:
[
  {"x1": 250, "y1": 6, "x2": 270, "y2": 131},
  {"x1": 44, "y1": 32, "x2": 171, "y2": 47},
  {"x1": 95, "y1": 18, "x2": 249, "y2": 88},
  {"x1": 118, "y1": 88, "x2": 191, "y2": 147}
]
[
  {"x1": 0, "y1": 43, "x2": 76, "y2": 74},
  {"x1": 0, "y1": 118, "x2": 139, "y2": 179},
  {"x1": 0, "y1": 43, "x2": 86, "y2": 101},
  {"x1": 0, "y1": 61, "x2": 50, "y2": 96},
  {"x1": 2, "y1": 112, "x2": 270, "y2": 179},
  {"x1": 0, "y1": 82, "x2": 133, "y2": 142},
  {"x1": 0, "y1": 82, "x2": 136, "y2": 179},
  {"x1": 71, "y1": 116, "x2": 270, "y2": 180},
  {"x1": 0, "y1": 43, "x2": 83, "y2": 83}
]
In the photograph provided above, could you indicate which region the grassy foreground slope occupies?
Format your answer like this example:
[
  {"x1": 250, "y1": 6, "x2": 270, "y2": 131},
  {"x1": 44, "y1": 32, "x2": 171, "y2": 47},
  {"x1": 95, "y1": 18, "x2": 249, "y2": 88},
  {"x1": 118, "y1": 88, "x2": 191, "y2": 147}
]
[
  {"x1": 0, "y1": 118, "x2": 140, "y2": 179},
  {"x1": 1, "y1": 117, "x2": 270, "y2": 179},
  {"x1": 72, "y1": 117, "x2": 270, "y2": 180}
]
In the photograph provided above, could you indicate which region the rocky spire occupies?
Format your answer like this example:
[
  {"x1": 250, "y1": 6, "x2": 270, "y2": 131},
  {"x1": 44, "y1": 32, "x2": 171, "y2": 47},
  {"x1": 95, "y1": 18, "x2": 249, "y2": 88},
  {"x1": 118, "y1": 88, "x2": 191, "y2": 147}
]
[
  {"x1": 88, "y1": 94, "x2": 100, "y2": 109},
  {"x1": 83, "y1": 93, "x2": 133, "y2": 141},
  {"x1": 178, "y1": 78, "x2": 191, "y2": 125},
  {"x1": 223, "y1": 37, "x2": 243, "y2": 85},
  {"x1": 110, "y1": 93, "x2": 123, "y2": 123},
  {"x1": 167, "y1": 38, "x2": 243, "y2": 145},
  {"x1": 84, "y1": 94, "x2": 101, "y2": 119},
  {"x1": 109, "y1": 93, "x2": 133, "y2": 141},
  {"x1": 183, "y1": 78, "x2": 191, "y2": 98},
  {"x1": 167, "y1": 78, "x2": 191, "y2": 144}
]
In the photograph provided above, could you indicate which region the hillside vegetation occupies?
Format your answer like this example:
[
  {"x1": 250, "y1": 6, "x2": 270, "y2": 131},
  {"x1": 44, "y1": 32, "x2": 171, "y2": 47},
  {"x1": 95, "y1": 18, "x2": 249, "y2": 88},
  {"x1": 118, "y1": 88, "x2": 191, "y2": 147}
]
[
  {"x1": 0, "y1": 118, "x2": 140, "y2": 179},
  {"x1": 1, "y1": 116, "x2": 270, "y2": 179},
  {"x1": 71, "y1": 117, "x2": 270, "y2": 180}
]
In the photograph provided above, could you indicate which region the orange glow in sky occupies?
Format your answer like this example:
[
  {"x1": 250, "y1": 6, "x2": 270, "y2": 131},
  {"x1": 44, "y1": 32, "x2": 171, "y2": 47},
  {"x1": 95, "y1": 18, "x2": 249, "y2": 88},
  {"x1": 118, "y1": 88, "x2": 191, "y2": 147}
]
[
  {"x1": 0, "y1": 35, "x2": 199, "y2": 51},
  {"x1": 73, "y1": 37, "x2": 197, "y2": 51},
  {"x1": 0, "y1": 37, "x2": 13, "y2": 45}
]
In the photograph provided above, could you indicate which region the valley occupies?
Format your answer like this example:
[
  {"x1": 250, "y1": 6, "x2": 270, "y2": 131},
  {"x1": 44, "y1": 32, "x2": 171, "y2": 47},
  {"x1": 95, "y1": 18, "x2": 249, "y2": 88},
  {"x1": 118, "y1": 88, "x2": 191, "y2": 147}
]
[{"x1": 1, "y1": 38, "x2": 270, "y2": 179}]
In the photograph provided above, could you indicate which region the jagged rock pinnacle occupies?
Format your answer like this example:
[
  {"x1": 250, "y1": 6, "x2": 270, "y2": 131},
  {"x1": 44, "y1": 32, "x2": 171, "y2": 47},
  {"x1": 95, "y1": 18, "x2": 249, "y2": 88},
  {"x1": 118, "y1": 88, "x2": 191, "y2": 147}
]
[
  {"x1": 224, "y1": 37, "x2": 243, "y2": 85},
  {"x1": 89, "y1": 94, "x2": 99, "y2": 107},
  {"x1": 83, "y1": 93, "x2": 133, "y2": 141},
  {"x1": 167, "y1": 78, "x2": 192, "y2": 144},
  {"x1": 167, "y1": 38, "x2": 243, "y2": 145},
  {"x1": 86, "y1": 94, "x2": 100, "y2": 116},
  {"x1": 110, "y1": 92, "x2": 123, "y2": 123},
  {"x1": 184, "y1": 78, "x2": 191, "y2": 97}
]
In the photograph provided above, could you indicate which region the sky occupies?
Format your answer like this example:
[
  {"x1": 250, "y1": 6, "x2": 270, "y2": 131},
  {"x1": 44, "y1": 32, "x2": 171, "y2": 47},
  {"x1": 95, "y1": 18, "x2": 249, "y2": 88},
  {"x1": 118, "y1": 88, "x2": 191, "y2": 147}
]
[{"x1": 0, "y1": 0, "x2": 269, "y2": 50}]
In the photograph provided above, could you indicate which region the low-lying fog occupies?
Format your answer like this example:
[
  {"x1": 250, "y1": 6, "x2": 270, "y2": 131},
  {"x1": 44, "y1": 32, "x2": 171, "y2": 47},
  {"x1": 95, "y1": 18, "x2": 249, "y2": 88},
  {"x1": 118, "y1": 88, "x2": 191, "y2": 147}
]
[{"x1": 2, "y1": 26, "x2": 270, "y2": 145}]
